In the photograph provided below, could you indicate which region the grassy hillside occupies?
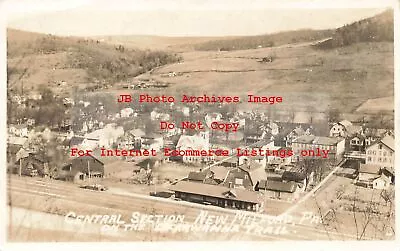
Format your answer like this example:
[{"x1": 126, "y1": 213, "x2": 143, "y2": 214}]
[
  {"x1": 128, "y1": 10, "x2": 393, "y2": 114},
  {"x1": 192, "y1": 29, "x2": 334, "y2": 51},
  {"x1": 190, "y1": 9, "x2": 393, "y2": 52},
  {"x1": 132, "y1": 40, "x2": 393, "y2": 114},
  {"x1": 7, "y1": 29, "x2": 182, "y2": 95}
]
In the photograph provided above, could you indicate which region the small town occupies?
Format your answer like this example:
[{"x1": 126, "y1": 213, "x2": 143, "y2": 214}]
[
  {"x1": 4, "y1": 2, "x2": 395, "y2": 242},
  {"x1": 7, "y1": 88, "x2": 395, "y2": 232}
]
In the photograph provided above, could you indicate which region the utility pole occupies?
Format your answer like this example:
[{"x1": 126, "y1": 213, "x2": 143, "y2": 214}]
[
  {"x1": 87, "y1": 159, "x2": 91, "y2": 182},
  {"x1": 19, "y1": 158, "x2": 22, "y2": 176}
]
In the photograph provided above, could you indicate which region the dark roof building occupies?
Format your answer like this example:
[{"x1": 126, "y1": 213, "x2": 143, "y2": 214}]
[
  {"x1": 256, "y1": 180, "x2": 297, "y2": 193},
  {"x1": 170, "y1": 181, "x2": 261, "y2": 210}
]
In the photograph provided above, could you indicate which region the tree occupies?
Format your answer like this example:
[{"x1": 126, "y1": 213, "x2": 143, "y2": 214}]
[
  {"x1": 317, "y1": 185, "x2": 395, "y2": 240},
  {"x1": 327, "y1": 108, "x2": 340, "y2": 123},
  {"x1": 25, "y1": 133, "x2": 68, "y2": 178}
]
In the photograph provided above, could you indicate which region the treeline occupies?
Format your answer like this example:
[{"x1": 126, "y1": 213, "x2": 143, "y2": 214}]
[
  {"x1": 7, "y1": 86, "x2": 68, "y2": 128},
  {"x1": 68, "y1": 44, "x2": 182, "y2": 83},
  {"x1": 7, "y1": 29, "x2": 183, "y2": 84},
  {"x1": 314, "y1": 9, "x2": 394, "y2": 49},
  {"x1": 193, "y1": 29, "x2": 333, "y2": 51}
]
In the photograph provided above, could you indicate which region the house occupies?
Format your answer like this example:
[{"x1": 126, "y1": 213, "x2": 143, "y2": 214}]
[
  {"x1": 335, "y1": 167, "x2": 357, "y2": 179},
  {"x1": 182, "y1": 106, "x2": 190, "y2": 116},
  {"x1": 216, "y1": 156, "x2": 239, "y2": 167},
  {"x1": 291, "y1": 135, "x2": 345, "y2": 162},
  {"x1": 27, "y1": 118, "x2": 36, "y2": 126},
  {"x1": 7, "y1": 136, "x2": 28, "y2": 164},
  {"x1": 63, "y1": 97, "x2": 74, "y2": 106},
  {"x1": 365, "y1": 135, "x2": 394, "y2": 173},
  {"x1": 255, "y1": 180, "x2": 300, "y2": 201},
  {"x1": 205, "y1": 113, "x2": 223, "y2": 128},
  {"x1": 120, "y1": 107, "x2": 134, "y2": 118},
  {"x1": 141, "y1": 133, "x2": 164, "y2": 152},
  {"x1": 58, "y1": 155, "x2": 104, "y2": 182},
  {"x1": 170, "y1": 181, "x2": 262, "y2": 211},
  {"x1": 248, "y1": 155, "x2": 267, "y2": 169},
  {"x1": 284, "y1": 126, "x2": 306, "y2": 147},
  {"x1": 274, "y1": 122, "x2": 324, "y2": 147},
  {"x1": 329, "y1": 120, "x2": 362, "y2": 138},
  {"x1": 69, "y1": 136, "x2": 99, "y2": 151},
  {"x1": 85, "y1": 123, "x2": 124, "y2": 148},
  {"x1": 282, "y1": 167, "x2": 307, "y2": 192},
  {"x1": 229, "y1": 117, "x2": 246, "y2": 128},
  {"x1": 15, "y1": 152, "x2": 50, "y2": 177},
  {"x1": 137, "y1": 157, "x2": 162, "y2": 169},
  {"x1": 69, "y1": 136, "x2": 85, "y2": 148},
  {"x1": 355, "y1": 164, "x2": 381, "y2": 188},
  {"x1": 103, "y1": 160, "x2": 142, "y2": 177},
  {"x1": 119, "y1": 128, "x2": 146, "y2": 150},
  {"x1": 372, "y1": 175, "x2": 391, "y2": 190},
  {"x1": 28, "y1": 93, "x2": 43, "y2": 100},
  {"x1": 187, "y1": 170, "x2": 210, "y2": 183},
  {"x1": 224, "y1": 164, "x2": 268, "y2": 190},
  {"x1": 11, "y1": 94, "x2": 24, "y2": 104},
  {"x1": 266, "y1": 146, "x2": 292, "y2": 168},
  {"x1": 363, "y1": 128, "x2": 388, "y2": 146},
  {"x1": 244, "y1": 131, "x2": 268, "y2": 144},
  {"x1": 251, "y1": 138, "x2": 275, "y2": 152},
  {"x1": 209, "y1": 166, "x2": 230, "y2": 184},
  {"x1": 9, "y1": 124, "x2": 29, "y2": 137},
  {"x1": 150, "y1": 109, "x2": 170, "y2": 121},
  {"x1": 187, "y1": 170, "x2": 219, "y2": 185},
  {"x1": 329, "y1": 120, "x2": 351, "y2": 137},
  {"x1": 382, "y1": 167, "x2": 395, "y2": 184},
  {"x1": 349, "y1": 134, "x2": 366, "y2": 151},
  {"x1": 175, "y1": 132, "x2": 210, "y2": 163}
]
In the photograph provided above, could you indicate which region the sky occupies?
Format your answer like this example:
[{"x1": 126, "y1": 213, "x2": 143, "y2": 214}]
[{"x1": 3, "y1": 0, "x2": 395, "y2": 36}]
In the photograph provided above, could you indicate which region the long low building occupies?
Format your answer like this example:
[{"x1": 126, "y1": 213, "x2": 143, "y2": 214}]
[
  {"x1": 170, "y1": 181, "x2": 262, "y2": 212},
  {"x1": 291, "y1": 135, "x2": 345, "y2": 161}
]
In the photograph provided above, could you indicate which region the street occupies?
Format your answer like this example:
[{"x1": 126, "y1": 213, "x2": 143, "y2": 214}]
[{"x1": 7, "y1": 175, "x2": 363, "y2": 241}]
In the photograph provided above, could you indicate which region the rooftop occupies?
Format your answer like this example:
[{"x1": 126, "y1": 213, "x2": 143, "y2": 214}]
[
  {"x1": 258, "y1": 180, "x2": 297, "y2": 193},
  {"x1": 379, "y1": 135, "x2": 395, "y2": 151},
  {"x1": 359, "y1": 164, "x2": 381, "y2": 174},
  {"x1": 170, "y1": 181, "x2": 260, "y2": 204},
  {"x1": 293, "y1": 135, "x2": 341, "y2": 145}
]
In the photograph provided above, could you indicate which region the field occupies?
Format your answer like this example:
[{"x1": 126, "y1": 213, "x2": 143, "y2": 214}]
[
  {"x1": 133, "y1": 41, "x2": 393, "y2": 113},
  {"x1": 292, "y1": 174, "x2": 395, "y2": 240},
  {"x1": 102, "y1": 161, "x2": 200, "y2": 195},
  {"x1": 356, "y1": 96, "x2": 394, "y2": 114},
  {"x1": 8, "y1": 19, "x2": 394, "y2": 114}
]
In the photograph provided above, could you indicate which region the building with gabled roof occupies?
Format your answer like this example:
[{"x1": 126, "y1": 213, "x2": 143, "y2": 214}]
[
  {"x1": 365, "y1": 135, "x2": 394, "y2": 182},
  {"x1": 57, "y1": 155, "x2": 104, "y2": 183},
  {"x1": 223, "y1": 164, "x2": 268, "y2": 190},
  {"x1": 355, "y1": 163, "x2": 385, "y2": 189},
  {"x1": 255, "y1": 180, "x2": 300, "y2": 201},
  {"x1": 176, "y1": 132, "x2": 210, "y2": 163},
  {"x1": 170, "y1": 181, "x2": 261, "y2": 211},
  {"x1": 330, "y1": 120, "x2": 362, "y2": 138},
  {"x1": 292, "y1": 135, "x2": 345, "y2": 162}
]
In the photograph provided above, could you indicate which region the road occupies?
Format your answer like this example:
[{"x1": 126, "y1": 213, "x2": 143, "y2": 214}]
[
  {"x1": 282, "y1": 159, "x2": 346, "y2": 216},
  {"x1": 7, "y1": 175, "x2": 363, "y2": 241}
]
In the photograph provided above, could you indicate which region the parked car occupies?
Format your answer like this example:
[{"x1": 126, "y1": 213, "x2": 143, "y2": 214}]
[
  {"x1": 22, "y1": 168, "x2": 38, "y2": 177},
  {"x1": 80, "y1": 184, "x2": 108, "y2": 191},
  {"x1": 168, "y1": 194, "x2": 182, "y2": 201},
  {"x1": 149, "y1": 191, "x2": 174, "y2": 198}
]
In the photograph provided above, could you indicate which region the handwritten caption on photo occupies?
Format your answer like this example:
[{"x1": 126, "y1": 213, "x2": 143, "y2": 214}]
[{"x1": 64, "y1": 210, "x2": 322, "y2": 236}]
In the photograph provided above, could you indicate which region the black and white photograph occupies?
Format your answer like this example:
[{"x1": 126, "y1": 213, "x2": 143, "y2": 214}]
[{"x1": 1, "y1": 0, "x2": 398, "y2": 246}]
